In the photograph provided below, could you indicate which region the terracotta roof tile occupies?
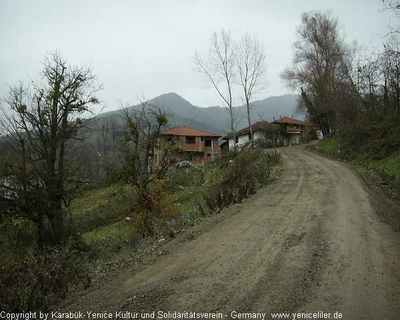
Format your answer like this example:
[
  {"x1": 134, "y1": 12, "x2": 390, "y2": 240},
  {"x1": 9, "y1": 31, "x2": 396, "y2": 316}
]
[
  {"x1": 222, "y1": 121, "x2": 278, "y2": 139},
  {"x1": 161, "y1": 126, "x2": 221, "y2": 137},
  {"x1": 237, "y1": 121, "x2": 279, "y2": 135},
  {"x1": 273, "y1": 116, "x2": 306, "y2": 126}
]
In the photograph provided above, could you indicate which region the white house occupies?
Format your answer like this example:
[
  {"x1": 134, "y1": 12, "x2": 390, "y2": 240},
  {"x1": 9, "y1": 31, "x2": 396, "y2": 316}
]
[
  {"x1": 222, "y1": 117, "x2": 309, "y2": 150},
  {"x1": 222, "y1": 121, "x2": 280, "y2": 149}
]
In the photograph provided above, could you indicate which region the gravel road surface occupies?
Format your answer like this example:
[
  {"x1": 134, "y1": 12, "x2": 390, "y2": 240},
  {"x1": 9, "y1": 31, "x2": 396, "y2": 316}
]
[{"x1": 63, "y1": 146, "x2": 400, "y2": 320}]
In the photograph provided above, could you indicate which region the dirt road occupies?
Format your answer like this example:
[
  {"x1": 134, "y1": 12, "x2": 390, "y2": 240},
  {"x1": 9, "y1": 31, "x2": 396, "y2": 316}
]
[{"x1": 64, "y1": 146, "x2": 400, "y2": 319}]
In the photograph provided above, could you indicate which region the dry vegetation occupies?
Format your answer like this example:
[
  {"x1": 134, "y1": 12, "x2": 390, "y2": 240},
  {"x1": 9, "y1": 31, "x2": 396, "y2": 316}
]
[{"x1": 0, "y1": 147, "x2": 281, "y2": 311}]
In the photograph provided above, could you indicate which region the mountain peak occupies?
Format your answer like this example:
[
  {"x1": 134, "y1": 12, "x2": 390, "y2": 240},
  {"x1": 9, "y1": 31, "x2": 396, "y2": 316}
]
[
  {"x1": 98, "y1": 93, "x2": 298, "y2": 136},
  {"x1": 158, "y1": 92, "x2": 182, "y2": 98},
  {"x1": 151, "y1": 92, "x2": 193, "y2": 106}
]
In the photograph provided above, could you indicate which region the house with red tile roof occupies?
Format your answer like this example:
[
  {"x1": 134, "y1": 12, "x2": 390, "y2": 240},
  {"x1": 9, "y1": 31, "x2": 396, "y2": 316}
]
[
  {"x1": 222, "y1": 121, "x2": 280, "y2": 150},
  {"x1": 156, "y1": 125, "x2": 221, "y2": 165},
  {"x1": 273, "y1": 116, "x2": 306, "y2": 127},
  {"x1": 273, "y1": 116, "x2": 307, "y2": 145},
  {"x1": 222, "y1": 117, "x2": 309, "y2": 150}
]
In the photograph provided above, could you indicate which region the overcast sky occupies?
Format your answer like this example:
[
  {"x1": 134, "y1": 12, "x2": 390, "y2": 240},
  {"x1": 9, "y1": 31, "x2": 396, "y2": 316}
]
[{"x1": 0, "y1": 0, "x2": 394, "y2": 113}]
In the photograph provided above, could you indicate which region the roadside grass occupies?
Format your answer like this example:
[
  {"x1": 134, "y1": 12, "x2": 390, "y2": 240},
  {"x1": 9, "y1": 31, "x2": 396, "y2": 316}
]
[
  {"x1": 63, "y1": 169, "x2": 206, "y2": 261},
  {"x1": 317, "y1": 136, "x2": 340, "y2": 154},
  {"x1": 72, "y1": 149, "x2": 282, "y2": 262},
  {"x1": 66, "y1": 184, "x2": 139, "y2": 262},
  {"x1": 314, "y1": 136, "x2": 400, "y2": 191},
  {"x1": 67, "y1": 170, "x2": 209, "y2": 264},
  {"x1": 0, "y1": 185, "x2": 136, "y2": 266},
  {"x1": 68, "y1": 185, "x2": 134, "y2": 235},
  {"x1": 1, "y1": 149, "x2": 283, "y2": 264},
  {"x1": 366, "y1": 153, "x2": 400, "y2": 185},
  {"x1": 269, "y1": 165, "x2": 283, "y2": 182},
  {"x1": 82, "y1": 220, "x2": 136, "y2": 261},
  {"x1": 70, "y1": 186, "x2": 119, "y2": 216},
  {"x1": 172, "y1": 186, "x2": 205, "y2": 214}
]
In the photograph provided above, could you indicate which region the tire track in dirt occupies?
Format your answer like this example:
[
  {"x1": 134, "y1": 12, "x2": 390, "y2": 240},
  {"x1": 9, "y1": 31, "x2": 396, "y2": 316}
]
[{"x1": 63, "y1": 146, "x2": 400, "y2": 320}]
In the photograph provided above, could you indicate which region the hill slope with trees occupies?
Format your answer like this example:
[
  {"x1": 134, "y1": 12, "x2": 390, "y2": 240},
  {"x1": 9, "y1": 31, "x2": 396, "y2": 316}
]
[{"x1": 98, "y1": 92, "x2": 298, "y2": 135}]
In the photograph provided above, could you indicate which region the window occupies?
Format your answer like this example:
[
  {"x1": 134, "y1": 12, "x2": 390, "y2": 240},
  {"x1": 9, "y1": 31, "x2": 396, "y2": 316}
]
[
  {"x1": 186, "y1": 154, "x2": 193, "y2": 161},
  {"x1": 186, "y1": 136, "x2": 195, "y2": 144},
  {"x1": 205, "y1": 139, "x2": 212, "y2": 147},
  {"x1": 235, "y1": 136, "x2": 239, "y2": 144}
]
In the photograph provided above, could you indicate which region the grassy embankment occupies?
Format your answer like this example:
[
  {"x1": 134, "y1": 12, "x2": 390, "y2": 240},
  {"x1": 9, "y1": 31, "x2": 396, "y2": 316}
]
[
  {"x1": 0, "y1": 148, "x2": 282, "y2": 311},
  {"x1": 0, "y1": 148, "x2": 282, "y2": 264},
  {"x1": 315, "y1": 136, "x2": 400, "y2": 193},
  {"x1": 73, "y1": 149, "x2": 283, "y2": 264}
]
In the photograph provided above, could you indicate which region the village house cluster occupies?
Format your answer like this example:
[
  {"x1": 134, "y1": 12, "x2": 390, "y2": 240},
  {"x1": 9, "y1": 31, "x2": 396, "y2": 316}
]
[{"x1": 155, "y1": 116, "x2": 310, "y2": 166}]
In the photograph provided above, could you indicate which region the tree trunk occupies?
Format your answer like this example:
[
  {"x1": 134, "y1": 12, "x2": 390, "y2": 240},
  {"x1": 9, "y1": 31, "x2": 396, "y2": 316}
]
[
  {"x1": 48, "y1": 197, "x2": 64, "y2": 244},
  {"x1": 36, "y1": 212, "x2": 46, "y2": 250},
  {"x1": 322, "y1": 126, "x2": 330, "y2": 137},
  {"x1": 229, "y1": 107, "x2": 236, "y2": 147},
  {"x1": 246, "y1": 101, "x2": 252, "y2": 140}
]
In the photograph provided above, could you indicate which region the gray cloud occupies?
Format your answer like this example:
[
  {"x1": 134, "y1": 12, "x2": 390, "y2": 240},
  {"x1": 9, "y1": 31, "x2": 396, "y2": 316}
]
[{"x1": 0, "y1": 0, "x2": 394, "y2": 113}]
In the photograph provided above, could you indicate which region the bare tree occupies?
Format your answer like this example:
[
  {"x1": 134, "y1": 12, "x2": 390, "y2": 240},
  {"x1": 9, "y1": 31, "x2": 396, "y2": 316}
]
[
  {"x1": 382, "y1": 40, "x2": 400, "y2": 120},
  {"x1": 0, "y1": 53, "x2": 101, "y2": 246},
  {"x1": 121, "y1": 100, "x2": 169, "y2": 182},
  {"x1": 96, "y1": 117, "x2": 122, "y2": 181},
  {"x1": 383, "y1": 0, "x2": 400, "y2": 36},
  {"x1": 96, "y1": 119, "x2": 109, "y2": 180},
  {"x1": 281, "y1": 11, "x2": 346, "y2": 136},
  {"x1": 120, "y1": 99, "x2": 175, "y2": 236},
  {"x1": 109, "y1": 117, "x2": 120, "y2": 164},
  {"x1": 236, "y1": 33, "x2": 267, "y2": 140},
  {"x1": 194, "y1": 29, "x2": 237, "y2": 143}
]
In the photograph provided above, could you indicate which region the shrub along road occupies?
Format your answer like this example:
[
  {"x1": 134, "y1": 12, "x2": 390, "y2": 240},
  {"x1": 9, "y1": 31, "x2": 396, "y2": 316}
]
[{"x1": 63, "y1": 146, "x2": 400, "y2": 319}]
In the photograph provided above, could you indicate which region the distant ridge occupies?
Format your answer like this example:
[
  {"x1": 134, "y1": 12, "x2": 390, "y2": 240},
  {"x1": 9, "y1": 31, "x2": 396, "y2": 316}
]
[{"x1": 98, "y1": 92, "x2": 299, "y2": 135}]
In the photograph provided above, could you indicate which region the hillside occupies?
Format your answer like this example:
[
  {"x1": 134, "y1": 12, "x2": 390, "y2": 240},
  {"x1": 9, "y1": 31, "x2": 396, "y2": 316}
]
[{"x1": 98, "y1": 92, "x2": 299, "y2": 135}]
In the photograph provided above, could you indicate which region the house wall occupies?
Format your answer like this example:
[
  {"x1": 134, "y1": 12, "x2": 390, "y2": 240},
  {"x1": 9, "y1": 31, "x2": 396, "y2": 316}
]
[
  {"x1": 172, "y1": 136, "x2": 219, "y2": 154},
  {"x1": 227, "y1": 123, "x2": 307, "y2": 151},
  {"x1": 228, "y1": 138, "x2": 235, "y2": 149},
  {"x1": 220, "y1": 141, "x2": 229, "y2": 153},
  {"x1": 228, "y1": 133, "x2": 250, "y2": 148},
  {"x1": 274, "y1": 122, "x2": 306, "y2": 146},
  {"x1": 158, "y1": 135, "x2": 220, "y2": 165},
  {"x1": 228, "y1": 131, "x2": 302, "y2": 148},
  {"x1": 290, "y1": 134, "x2": 301, "y2": 145},
  {"x1": 228, "y1": 130, "x2": 266, "y2": 149},
  {"x1": 285, "y1": 123, "x2": 303, "y2": 131},
  {"x1": 276, "y1": 133, "x2": 302, "y2": 146},
  {"x1": 238, "y1": 134, "x2": 249, "y2": 145},
  {"x1": 253, "y1": 131, "x2": 265, "y2": 140}
]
